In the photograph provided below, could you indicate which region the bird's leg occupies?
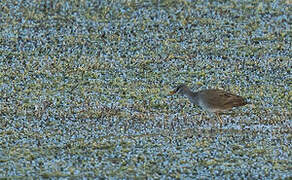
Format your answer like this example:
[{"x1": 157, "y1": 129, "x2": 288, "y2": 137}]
[
  {"x1": 215, "y1": 113, "x2": 223, "y2": 127},
  {"x1": 199, "y1": 112, "x2": 203, "y2": 123},
  {"x1": 199, "y1": 111, "x2": 207, "y2": 125}
]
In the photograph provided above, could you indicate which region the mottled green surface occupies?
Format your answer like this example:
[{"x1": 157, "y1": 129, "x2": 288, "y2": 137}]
[{"x1": 0, "y1": 0, "x2": 291, "y2": 179}]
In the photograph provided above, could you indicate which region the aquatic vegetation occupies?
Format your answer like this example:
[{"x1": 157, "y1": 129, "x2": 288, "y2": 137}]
[{"x1": 0, "y1": 0, "x2": 290, "y2": 179}]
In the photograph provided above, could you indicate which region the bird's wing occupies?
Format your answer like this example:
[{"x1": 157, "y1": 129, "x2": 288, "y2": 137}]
[{"x1": 198, "y1": 89, "x2": 247, "y2": 109}]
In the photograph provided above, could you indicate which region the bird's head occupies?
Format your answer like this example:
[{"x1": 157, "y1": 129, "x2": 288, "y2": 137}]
[{"x1": 170, "y1": 84, "x2": 189, "y2": 95}]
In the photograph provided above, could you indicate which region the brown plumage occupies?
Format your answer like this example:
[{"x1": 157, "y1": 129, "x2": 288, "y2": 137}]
[{"x1": 170, "y1": 84, "x2": 249, "y2": 125}]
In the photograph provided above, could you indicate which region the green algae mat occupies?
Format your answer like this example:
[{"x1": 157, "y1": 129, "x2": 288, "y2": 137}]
[{"x1": 0, "y1": 0, "x2": 291, "y2": 179}]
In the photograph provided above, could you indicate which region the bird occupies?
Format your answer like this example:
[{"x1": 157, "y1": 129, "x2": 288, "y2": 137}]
[{"x1": 170, "y1": 84, "x2": 249, "y2": 125}]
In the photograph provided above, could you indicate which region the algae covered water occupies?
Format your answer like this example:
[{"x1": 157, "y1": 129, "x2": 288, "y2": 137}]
[{"x1": 0, "y1": 0, "x2": 291, "y2": 179}]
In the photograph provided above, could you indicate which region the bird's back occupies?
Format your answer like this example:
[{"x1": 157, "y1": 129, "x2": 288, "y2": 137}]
[{"x1": 196, "y1": 89, "x2": 248, "y2": 112}]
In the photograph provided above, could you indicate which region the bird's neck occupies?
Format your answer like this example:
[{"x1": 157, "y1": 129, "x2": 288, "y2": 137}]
[{"x1": 184, "y1": 89, "x2": 199, "y2": 106}]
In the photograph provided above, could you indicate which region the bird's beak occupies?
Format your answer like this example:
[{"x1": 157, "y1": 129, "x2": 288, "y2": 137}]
[{"x1": 169, "y1": 90, "x2": 176, "y2": 95}]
